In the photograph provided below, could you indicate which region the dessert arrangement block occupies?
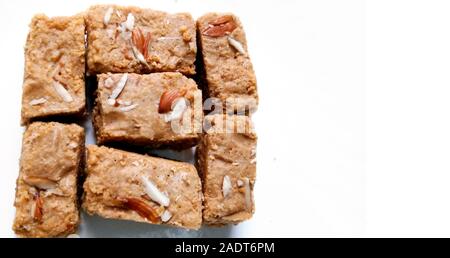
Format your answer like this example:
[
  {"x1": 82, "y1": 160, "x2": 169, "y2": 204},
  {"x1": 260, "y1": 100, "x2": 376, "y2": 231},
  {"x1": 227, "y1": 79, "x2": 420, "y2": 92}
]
[
  {"x1": 14, "y1": 5, "x2": 259, "y2": 237},
  {"x1": 83, "y1": 145, "x2": 203, "y2": 230},
  {"x1": 197, "y1": 115, "x2": 257, "y2": 225},
  {"x1": 86, "y1": 5, "x2": 197, "y2": 75},
  {"x1": 13, "y1": 122, "x2": 84, "y2": 237},
  {"x1": 21, "y1": 14, "x2": 86, "y2": 125},
  {"x1": 197, "y1": 13, "x2": 258, "y2": 113},
  {"x1": 93, "y1": 72, "x2": 202, "y2": 148}
]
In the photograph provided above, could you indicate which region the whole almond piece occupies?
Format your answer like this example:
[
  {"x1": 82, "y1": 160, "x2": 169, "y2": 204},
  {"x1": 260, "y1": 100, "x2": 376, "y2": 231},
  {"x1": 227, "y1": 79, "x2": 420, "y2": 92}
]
[
  {"x1": 120, "y1": 197, "x2": 159, "y2": 223},
  {"x1": 158, "y1": 89, "x2": 186, "y2": 113},
  {"x1": 210, "y1": 15, "x2": 234, "y2": 25}
]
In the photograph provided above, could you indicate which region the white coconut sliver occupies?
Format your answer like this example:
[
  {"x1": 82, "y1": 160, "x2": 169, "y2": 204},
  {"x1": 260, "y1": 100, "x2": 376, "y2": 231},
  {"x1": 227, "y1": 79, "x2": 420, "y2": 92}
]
[
  {"x1": 141, "y1": 176, "x2": 170, "y2": 207},
  {"x1": 164, "y1": 98, "x2": 188, "y2": 122},
  {"x1": 103, "y1": 7, "x2": 114, "y2": 25},
  {"x1": 109, "y1": 73, "x2": 128, "y2": 102},
  {"x1": 52, "y1": 81, "x2": 73, "y2": 102},
  {"x1": 29, "y1": 98, "x2": 47, "y2": 106},
  {"x1": 222, "y1": 175, "x2": 232, "y2": 198},
  {"x1": 227, "y1": 36, "x2": 246, "y2": 55},
  {"x1": 160, "y1": 210, "x2": 172, "y2": 222}
]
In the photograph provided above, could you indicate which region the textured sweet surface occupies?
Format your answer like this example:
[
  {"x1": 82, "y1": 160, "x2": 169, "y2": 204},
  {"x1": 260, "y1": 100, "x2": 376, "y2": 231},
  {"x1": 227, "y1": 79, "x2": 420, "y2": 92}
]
[
  {"x1": 197, "y1": 13, "x2": 258, "y2": 113},
  {"x1": 93, "y1": 72, "x2": 202, "y2": 148},
  {"x1": 83, "y1": 145, "x2": 203, "y2": 230},
  {"x1": 13, "y1": 122, "x2": 84, "y2": 237},
  {"x1": 21, "y1": 14, "x2": 86, "y2": 125},
  {"x1": 197, "y1": 115, "x2": 257, "y2": 225},
  {"x1": 86, "y1": 5, "x2": 197, "y2": 75}
]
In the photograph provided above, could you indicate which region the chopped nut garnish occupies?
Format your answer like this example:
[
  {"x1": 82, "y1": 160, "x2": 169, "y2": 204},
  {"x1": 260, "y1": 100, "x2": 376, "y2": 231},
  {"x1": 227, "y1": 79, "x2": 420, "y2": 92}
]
[
  {"x1": 52, "y1": 81, "x2": 73, "y2": 102},
  {"x1": 68, "y1": 141, "x2": 78, "y2": 149},
  {"x1": 160, "y1": 210, "x2": 172, "y2": 222},
  {"x1": 23, "y1": 176, "x2": 57, "y2": 190},
  {"x1": 158, "y1": 89, "x2": 187, "y2": 113},
  {"x1": 108, "y1": 73, "x2": 128, "y2": 104},
  {"x1": 202, "y1": 15, "x2": 237, "y2": 37},
  {"x1": 119, "y1": 103, "x2": 138, "y2": 112},
  {"x1": 141, "y1": 176, "x2": 170, "y2": 207},
  {"x1": 222, "y1": 175, "x2": 232, "y2": 198},
  {"x1": 164, "y1": 98, "x2": 188, "y2": 122},
  {"x1": 243, "y1": 178, "x2": 252, "y2": 210},
  {"x1": 103, "y1": 7, "x2": 114, "y2": 25},
  {"x1": 227, "y1": 36, "x2": 246, "y2": 55},
  {"x1": 232, "y1": 162, "x2": 240, "y2": 166},
  {"x1": 104, "y1": 77, "x2": 114, "y2": 88},
  {"x1": 237, "y1": 179, "x2": 244, "y2": 187},
  {"x1": 250, "y1": 158, "x2": 257, "y2": 164},
  {"x1": 31, "y1": 191, "x2": 43, "y2": 222},
  {"x1": 119, "y1": 197, "x2": 159, "y2": 223},
  {"x1": 29, "y1": 98, "x2": 47, "y2": 106},
  {"x1": 132, "y1": 28, "x2": 151, "y2": 60}
]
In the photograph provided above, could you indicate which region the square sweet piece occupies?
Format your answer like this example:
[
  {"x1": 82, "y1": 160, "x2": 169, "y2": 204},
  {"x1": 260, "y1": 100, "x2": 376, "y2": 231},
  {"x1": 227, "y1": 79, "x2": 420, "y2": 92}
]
[
  {"x1": 13, "y1": 122, "x2": 85, "y2": 238},
  {"x1": 21, "y1": 14, "x2": 86, "y2": 125},
  {"x1": 93, "y1": 72, "x2": 202, "y2": 149},
  {"x1": 82, "y1": 145, "x2": 203, "y2": 230},
  {"x1": 86, "y1": 5, "x2": 197, "y2": 75},
  {"x1": 196, "y1": 115, "x2": 257, "y2": 225},
  {"x1": 197, "y1": 13, "x2": 258, "y2": 113}
]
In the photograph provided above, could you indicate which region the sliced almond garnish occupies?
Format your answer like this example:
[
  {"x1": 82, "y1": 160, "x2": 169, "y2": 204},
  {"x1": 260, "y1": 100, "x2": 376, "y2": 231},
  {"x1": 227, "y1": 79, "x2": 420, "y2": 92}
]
[
  {"x1": 227, "y1": 36, "x2": 246, "y2": 55},
  {"x1": 108, "y1": 73, "x2": 128, "y2": 104},
  {"x1": 31, "y1": 191, "x2": 43, "y2": 222},
  {"x1": 243, "y1": 178, "x2": 252, "y2": 210},
  {"x1": 103, "y1": 7, "x2": 114, "y2": 25},
  {"x1": 237, "y1": 179, "x2": 244, "y2": 187},
  {"x1": 29, "y1": 98, "x2": 47, "y2": 106},
  {"x1": 202, "y1": 16, "x2": 237, "y2": 37},
  {"x1": 120, "y1": 197, "x2": 159, "y2": 223},
  {"x1": 132, "y1": 28, "x2": 151, "y2": 59},
  {"x1": 164, "y1": 98, "x2": 188, "y2": 122},
  {"x1": 160, "y1": 210, "x2": 172, "y2": 222},
  {"x1": 52, "y1": 81, "x2": 73, "y2": 102},
  {"x1": 125, "y1": 13, "x2": 135, "y2": 30},
  {"x1": 141, "y1": 176, "x2": 170, "y2": 207},
  {"x1": 104, "y1": 77, "x2": 114, "y2": 88},
  {"x1": 158, "y1": 89, "x2": 186, "y2": 113},
  {"x1": 23, "y1": 176, "x2": 57, "y2": 190},
  {"x1": 119, "y1": 103, "x2": 138, "y2": 112},
  {"x1": 210, "y1": 15, "x2": 234, "y2": 26},
  {"x1": 222, "y1": 175, "x2": 232, "y2": 198}
]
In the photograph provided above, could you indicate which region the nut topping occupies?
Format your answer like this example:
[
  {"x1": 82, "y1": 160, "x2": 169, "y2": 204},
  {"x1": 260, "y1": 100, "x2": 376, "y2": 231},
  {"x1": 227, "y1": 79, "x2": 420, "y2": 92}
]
[
  {"x1": 132, "y1": 28, "x2": 151, "y2": 60},
  {"x1": 202, "y1": 16, "x2": 237, "y2": 37},
  {"x1": 31, "y1": 191, "x2": 43, "y2": 222},
  {"x1": 158, "y1": 89, "x2": 187, "y2": 114},
  {"x1": 119, "y1": 197, "x2": 159, "y2": 223}
]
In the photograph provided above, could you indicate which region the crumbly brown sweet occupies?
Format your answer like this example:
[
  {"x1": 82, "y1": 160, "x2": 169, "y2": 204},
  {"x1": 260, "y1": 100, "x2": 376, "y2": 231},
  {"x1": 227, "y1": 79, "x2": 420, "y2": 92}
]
[
  {"x1": 82, "y1": 145, "x2": 203, "y2": 230},
  {"x1": 197, "y1": 13, "x2": 258, "y2": 113},
  {"x1": 196, "y1": 115, "x2": 257, "y2": 226},
  {"x1": 86, "y1": 5, "x2": 197, "y2": 75},
  {"x1": 21, "y1": 14, "x2": 86, "y2": 125},
  {"x1": 13, "y1": 122, "x2": 85, "y2": 237},
  {"x1": 93, "y1": 72, "x2": 202, "y2": 149}
]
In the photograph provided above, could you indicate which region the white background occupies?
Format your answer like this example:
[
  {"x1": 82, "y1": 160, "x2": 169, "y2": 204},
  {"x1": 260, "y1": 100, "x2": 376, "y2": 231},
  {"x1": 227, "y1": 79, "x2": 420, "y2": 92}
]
[{"x1": 0, "y1": 0, "x2": 448, "y2": 237}]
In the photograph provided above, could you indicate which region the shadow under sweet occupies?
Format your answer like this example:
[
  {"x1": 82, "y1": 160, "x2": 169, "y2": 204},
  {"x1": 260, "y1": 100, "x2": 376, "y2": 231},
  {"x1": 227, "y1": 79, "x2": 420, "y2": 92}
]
[{"x1": 79, "y1": 211, "x2": 233, "y2": 238}]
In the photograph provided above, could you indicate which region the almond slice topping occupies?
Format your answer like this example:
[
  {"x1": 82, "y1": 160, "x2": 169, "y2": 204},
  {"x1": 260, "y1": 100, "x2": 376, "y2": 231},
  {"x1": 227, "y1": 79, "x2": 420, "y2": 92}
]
[
  {"x1": 132, "y1": 28, "x2": 151, "y2": 60},
  {"x1": 31, "y1": 191, "x2": 43, "y2": 222},
  {"x1": 141, "y1": 176, "x2": 170, "y2": 207},
  {"x1": 29, "y1": 98, "x2": 47, "y2": 106},
  {"x1": 243, "y1": 178, "x2": 252, "y2": 210},
  {"x1": 108, "y1": 73, "x2": 128, "y2": 104},
  {"x1": 119, "y1": 103, "x2": 138, "y2": 112},
  {"x1": 52, "y1": 81, "x2": 73, "y2": 102},
  {"x1": 160, "y1": 210, "x2": 172, "y2": 222},
  {"x1": 227, "y1": 36, "x2": 246, "y2": 55},
  {"x1": 103, "y1": 7, "x2": 114, "y2": 25},
  {"x1": 202, "y1": 16, "x2": 237, "y2": 37},
  {"x1": 164, "y1": 98, "x2": 188, "y2": 122},
  {"x1": 222, "y1": 175, "x2": 232, "y2": 198},
  {"x1": 158, "y1": 89, "x2": 186, "y2": 113},
  {"x1": 119, "y1": 197, "x2": 159, "y2": 223}
]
